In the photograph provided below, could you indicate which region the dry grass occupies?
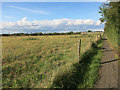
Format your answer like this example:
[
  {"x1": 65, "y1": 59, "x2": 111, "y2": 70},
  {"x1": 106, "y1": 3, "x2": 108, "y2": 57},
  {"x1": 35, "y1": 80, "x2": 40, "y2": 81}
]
[{"x1": 2, "y1": 34, "x2": 101, "y2": 88}]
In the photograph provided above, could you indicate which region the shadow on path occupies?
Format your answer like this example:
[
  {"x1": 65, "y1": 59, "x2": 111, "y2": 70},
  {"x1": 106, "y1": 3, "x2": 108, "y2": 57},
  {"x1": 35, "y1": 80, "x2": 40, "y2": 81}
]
[
  {"x1": 50, "y1": 40, "x2": 102, "y2": 88},
  {"x1": 102, "y1": 38, "x2": 107, "y2": 40},
  {"x1": 100, "y1": 59, "x2": 120, "y2": 64},
  {"x1": 101, "y1": 59, "x2": 117, "y2": 64}
]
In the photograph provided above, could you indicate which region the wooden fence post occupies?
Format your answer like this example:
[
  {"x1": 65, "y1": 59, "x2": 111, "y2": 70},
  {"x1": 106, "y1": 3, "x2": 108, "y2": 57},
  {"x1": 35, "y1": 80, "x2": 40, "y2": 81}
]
[
  {"x1": 100, "y1": 34, "x2": 102, "y2": 39},
  {"x1": 78, "y1": 39, "x2": 81, "y2": 63},
  {"x1": 96, "y1": 35, "x2": 98, "y2": 41},
  {"x1": 95, "y1": 35, "x2": 97, "y2": 42},
  {"x1": 90, "y1": 37, "x2": 92, "y2": 46}
]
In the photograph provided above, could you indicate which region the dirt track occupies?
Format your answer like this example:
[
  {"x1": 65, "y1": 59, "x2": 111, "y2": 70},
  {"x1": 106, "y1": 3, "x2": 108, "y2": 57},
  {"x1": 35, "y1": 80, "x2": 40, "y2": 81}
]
[{"x1": 95, "y1": 36, "x2": 118, "y2": 88}]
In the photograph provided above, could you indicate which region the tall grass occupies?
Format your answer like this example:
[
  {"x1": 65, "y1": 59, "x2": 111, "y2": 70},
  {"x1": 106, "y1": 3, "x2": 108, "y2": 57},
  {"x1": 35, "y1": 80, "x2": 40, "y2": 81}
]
[
  {"x1": 50, "y1": 40, "x2": 103, "y2": 88},
  {"x1": 2, "y1": 34, "x2": 102, "y2": 88}
]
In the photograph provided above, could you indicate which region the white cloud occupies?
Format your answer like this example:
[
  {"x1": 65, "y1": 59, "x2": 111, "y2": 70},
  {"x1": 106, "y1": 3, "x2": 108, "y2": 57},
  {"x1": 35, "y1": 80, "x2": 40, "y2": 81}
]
[
  {"x1": 92, "y1": 29, "x2": 104, "y2": 31},
  {"x1": 1, "y1": 17, "x2": 104, "y2": 33},
  {"x1": 21, "y1": 17, "x2": 27, "y2": 21},
  {"x1": 17, "y1": 17, "x2": 32, "y2": 26},
  {"x1": 7, "y1": 5, "x2": 49, "y2": 15}
]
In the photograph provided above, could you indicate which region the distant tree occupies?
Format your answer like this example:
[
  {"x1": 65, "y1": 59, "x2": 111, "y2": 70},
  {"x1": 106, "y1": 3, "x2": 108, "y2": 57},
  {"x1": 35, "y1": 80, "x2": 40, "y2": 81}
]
[
  {"x1": 2, "y1": 34, "x2": 10, "y2": 36},
  {"x1": 67, "y1": 31, "x2": 74, "y2": 35},
  {"x1": 75, "y1": 32, "x2": 81, "y2": 34},
  {"x1": 38, "y1": 32, "x2": 42, "y2": 35},
  {"x1": 2, "y1": 31, "x2": 82, "y2": 36},
  {"x1": 88, "y1": 30, "x2": 92, "y2": 32}
]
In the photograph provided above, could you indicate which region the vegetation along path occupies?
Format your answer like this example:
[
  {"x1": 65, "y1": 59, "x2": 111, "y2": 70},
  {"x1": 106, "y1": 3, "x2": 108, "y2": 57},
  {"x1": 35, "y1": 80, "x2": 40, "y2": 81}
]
[{"x1": 95, "y1": 36, "x2": 118, "y2": 88}]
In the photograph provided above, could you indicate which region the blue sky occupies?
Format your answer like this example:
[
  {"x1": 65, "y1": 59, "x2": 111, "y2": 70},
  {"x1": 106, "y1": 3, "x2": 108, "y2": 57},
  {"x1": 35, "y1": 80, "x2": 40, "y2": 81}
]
[
  {"x1": 2, "y1": 2, "x2": 102, "y2": 21},
  {"x1": 1, "y1": 2, "x2": 104, "y2": 33}
]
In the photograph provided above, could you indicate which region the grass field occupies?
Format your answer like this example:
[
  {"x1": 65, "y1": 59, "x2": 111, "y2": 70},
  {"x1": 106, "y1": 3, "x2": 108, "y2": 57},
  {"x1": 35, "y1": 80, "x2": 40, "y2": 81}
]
[{"x1": 2, "y1": 33, "x2": 102, "y2": 88}]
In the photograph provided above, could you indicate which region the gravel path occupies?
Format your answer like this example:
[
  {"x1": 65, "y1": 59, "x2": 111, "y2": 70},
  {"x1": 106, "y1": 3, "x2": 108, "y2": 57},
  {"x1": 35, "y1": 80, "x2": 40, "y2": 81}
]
[{"x1": 95, "y1": 36, "x2": 118, "y2": 88}]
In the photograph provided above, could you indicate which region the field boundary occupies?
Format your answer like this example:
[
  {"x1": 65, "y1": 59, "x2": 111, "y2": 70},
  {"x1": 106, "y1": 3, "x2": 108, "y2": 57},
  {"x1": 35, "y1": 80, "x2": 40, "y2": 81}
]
[
  {"x1": 50, "y1": 39, "x2": 103, "y2": 88},
  {"x1": 78, "y1": 34, "x2": 102, "y2": 63}
]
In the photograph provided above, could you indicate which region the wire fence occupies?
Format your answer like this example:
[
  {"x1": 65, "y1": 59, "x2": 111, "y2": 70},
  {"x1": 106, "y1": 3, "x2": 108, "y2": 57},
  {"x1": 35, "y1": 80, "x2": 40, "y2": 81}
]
[{"x1": 78, "y1": 34, "x2": 103, "y2": 62}]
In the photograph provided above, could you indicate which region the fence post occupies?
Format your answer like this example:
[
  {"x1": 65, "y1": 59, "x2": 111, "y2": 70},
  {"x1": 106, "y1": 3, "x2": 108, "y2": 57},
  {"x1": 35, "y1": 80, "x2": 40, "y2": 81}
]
[
  {"x1": 96, "y1": 36, "x2": 97, "y2": 42},
  {"x1": 90, "y1": 37, "x2": 92, "y2": 46},
  {"x1": 78, "y1": 39, "x2": 81, "y2": 63},
  {"x1": 95, "y1": 35, "x2": 97, "y2": 42},
  {"x1": 100, "y1": 34, "x2": 102, "y2": 39}
]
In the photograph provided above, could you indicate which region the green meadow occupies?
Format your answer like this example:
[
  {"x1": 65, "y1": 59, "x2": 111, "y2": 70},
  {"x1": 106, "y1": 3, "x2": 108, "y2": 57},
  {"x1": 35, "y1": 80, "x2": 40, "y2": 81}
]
[{"x1": 2, "y1": 33, "x2": 103, "y2": 88}]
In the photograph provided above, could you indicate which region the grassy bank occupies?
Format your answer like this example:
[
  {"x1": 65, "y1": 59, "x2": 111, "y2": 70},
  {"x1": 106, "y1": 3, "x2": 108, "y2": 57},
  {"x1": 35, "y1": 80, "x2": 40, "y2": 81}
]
[
  {"x1": 50, "y1": 39, "x2": 103, "y2": 88},
  {"x1": 105, "y1": 34, "x2": 118, "y2": 53}
]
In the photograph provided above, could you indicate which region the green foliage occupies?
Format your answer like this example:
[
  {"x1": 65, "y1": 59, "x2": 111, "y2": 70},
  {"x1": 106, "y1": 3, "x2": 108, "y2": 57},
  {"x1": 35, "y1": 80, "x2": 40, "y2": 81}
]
[
  {"x1": 2, "y1": 31, "x2": 81, "y2": 36},
  {"x1": 88, "y1": 35, "x2": 93, "y2": 37},
  {"x1": 50, "y1": 39, "x2": 103, "y2": 88},
  {"x1": 99, "y1": 2, "x2": 119, "y2": 50},
  {"x1": 88, "y1": 30, "x2": 92, "y2": 32}
]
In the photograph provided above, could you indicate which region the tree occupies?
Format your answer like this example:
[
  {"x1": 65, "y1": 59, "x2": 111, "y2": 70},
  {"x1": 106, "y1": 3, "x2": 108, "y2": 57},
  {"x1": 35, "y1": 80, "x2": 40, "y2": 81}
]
[
  {"x1": 99, "y1": 2, "x2": 120, "y2": 51},
  {"x1": 88, "y1": 30, "x2": 92, "y2": 32}
]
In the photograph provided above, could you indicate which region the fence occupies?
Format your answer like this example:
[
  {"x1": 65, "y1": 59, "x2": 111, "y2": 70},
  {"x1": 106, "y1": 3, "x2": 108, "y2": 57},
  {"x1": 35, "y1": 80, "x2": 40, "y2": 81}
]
[{"x1": 78, "y1": 34, "x2": 102, "y2": 62}]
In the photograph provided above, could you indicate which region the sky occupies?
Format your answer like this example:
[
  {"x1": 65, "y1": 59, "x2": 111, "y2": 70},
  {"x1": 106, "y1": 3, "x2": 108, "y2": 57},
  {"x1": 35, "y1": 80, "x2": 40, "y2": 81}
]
[
  {"x1": 1, "y1": 0, "x2": 108, "y2": 2},
  {"x1": 1, "y1": 2, "x2": 105, "y2": 34}
]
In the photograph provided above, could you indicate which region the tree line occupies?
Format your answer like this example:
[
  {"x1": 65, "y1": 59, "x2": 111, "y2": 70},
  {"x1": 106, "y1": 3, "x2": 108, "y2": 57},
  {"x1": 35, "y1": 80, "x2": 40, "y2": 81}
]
[
  {"x1": 1, "y1": 31, "x2": 82, "y2": 36},
  {"x1": 99, "y1": 2, "x2": 120, "y2": 50}
]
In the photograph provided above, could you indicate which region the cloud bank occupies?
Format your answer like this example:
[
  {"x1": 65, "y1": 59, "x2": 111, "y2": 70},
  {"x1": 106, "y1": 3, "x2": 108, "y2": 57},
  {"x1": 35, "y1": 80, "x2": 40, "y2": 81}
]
[{"x1": 1, "y1": 17, "x2": 104, "y2": 34}]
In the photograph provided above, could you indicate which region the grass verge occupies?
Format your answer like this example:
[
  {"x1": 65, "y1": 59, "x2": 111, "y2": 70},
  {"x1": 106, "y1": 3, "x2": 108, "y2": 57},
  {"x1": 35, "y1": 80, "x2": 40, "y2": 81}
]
[{"x1": 50, "y1": 39, "x2": 103, "y2": 88}]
